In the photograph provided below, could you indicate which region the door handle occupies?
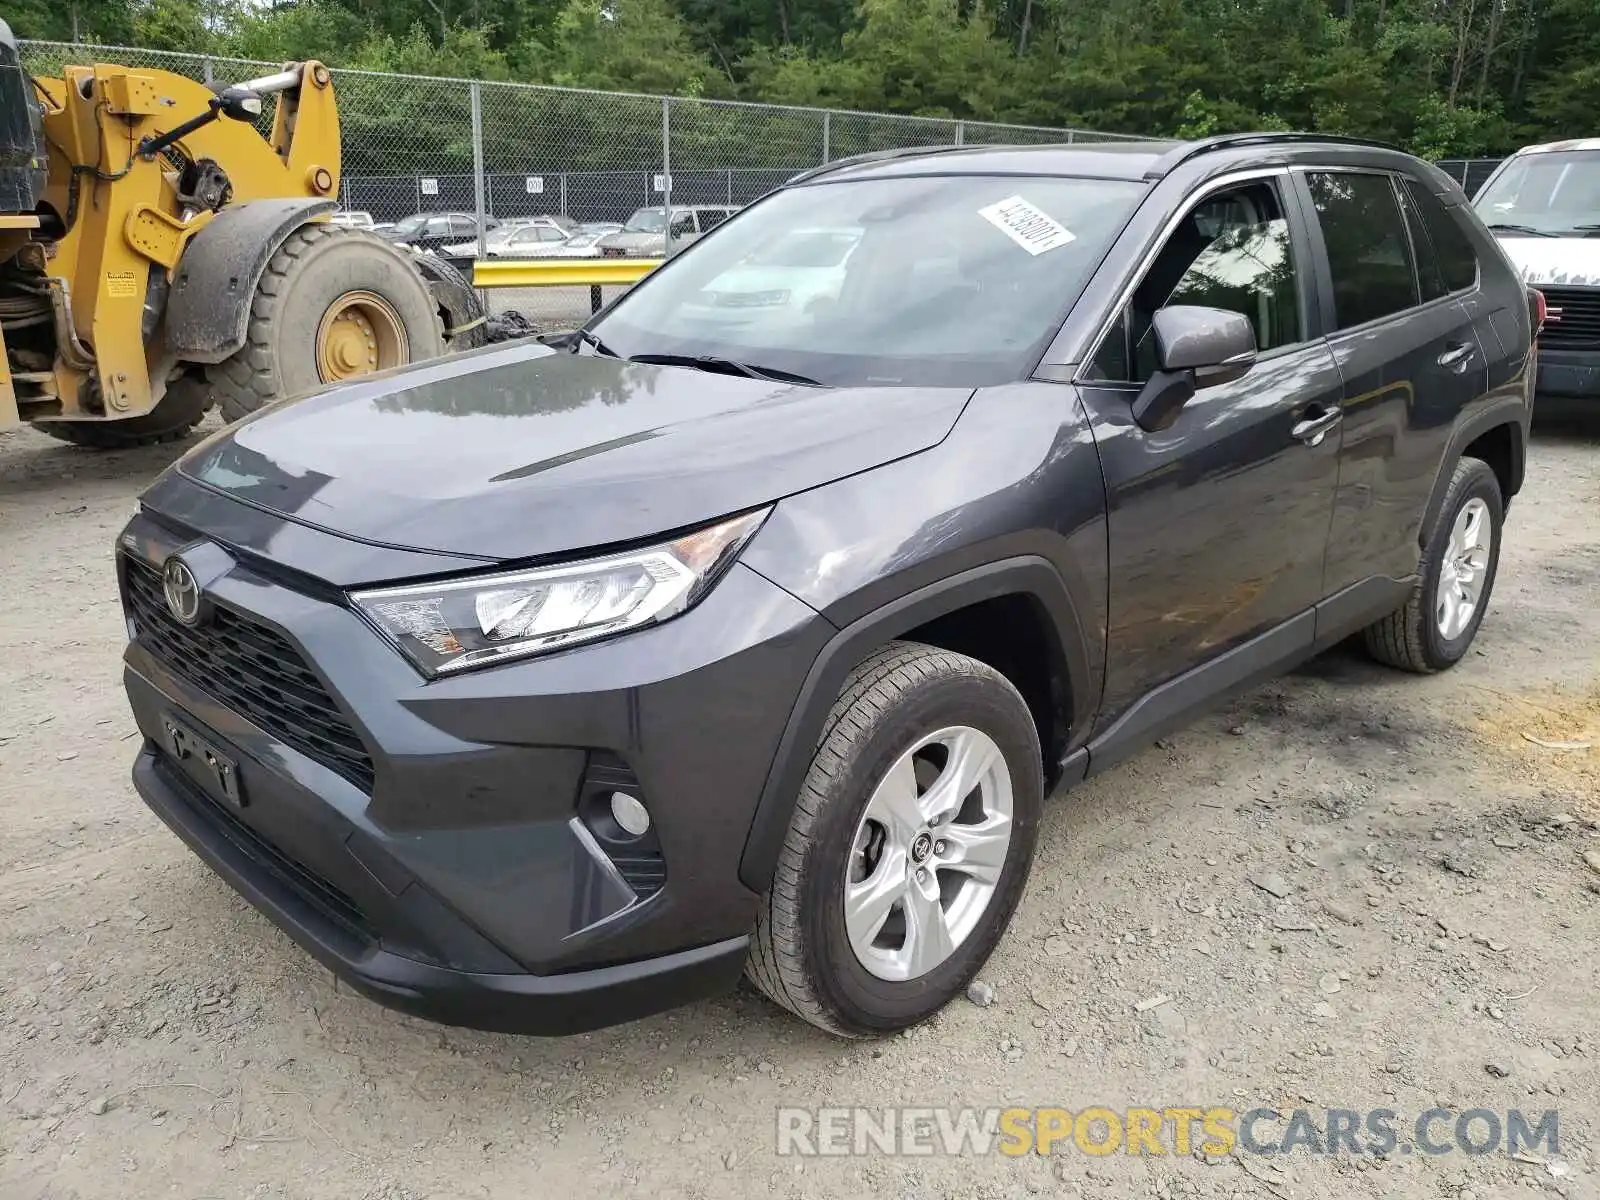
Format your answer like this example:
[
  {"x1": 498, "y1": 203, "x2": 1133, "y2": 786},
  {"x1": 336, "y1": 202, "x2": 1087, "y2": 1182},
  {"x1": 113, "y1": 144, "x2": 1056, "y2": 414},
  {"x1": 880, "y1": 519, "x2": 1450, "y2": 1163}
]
[
  {"x1": 1291, "y1": 406, "x2": 1342, "y2": 447},
  {"x1": 1438, "y1": 342, "x2": 1476, "y2": 372}
]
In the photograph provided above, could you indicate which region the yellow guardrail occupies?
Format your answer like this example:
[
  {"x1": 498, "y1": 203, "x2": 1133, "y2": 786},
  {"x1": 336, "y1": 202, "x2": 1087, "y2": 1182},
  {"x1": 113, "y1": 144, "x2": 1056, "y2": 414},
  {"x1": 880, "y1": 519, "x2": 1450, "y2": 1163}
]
[{"x1": 471, "y1": 257, "x2": 660, "y2": 288}]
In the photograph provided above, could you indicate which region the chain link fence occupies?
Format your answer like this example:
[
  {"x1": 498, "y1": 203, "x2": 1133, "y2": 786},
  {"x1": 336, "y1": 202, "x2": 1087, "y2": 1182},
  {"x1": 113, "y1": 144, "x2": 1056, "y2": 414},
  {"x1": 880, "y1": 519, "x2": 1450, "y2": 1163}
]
[
  {"x1": 19, "y1": 40, "x2": 1139, "y2": 226},
  {"x1": 17, "y1": 40, "x2": 1140, "y2": 323},
  {"x1": 1434, "y1": 158, "x2": 1504, "y2": 199}
]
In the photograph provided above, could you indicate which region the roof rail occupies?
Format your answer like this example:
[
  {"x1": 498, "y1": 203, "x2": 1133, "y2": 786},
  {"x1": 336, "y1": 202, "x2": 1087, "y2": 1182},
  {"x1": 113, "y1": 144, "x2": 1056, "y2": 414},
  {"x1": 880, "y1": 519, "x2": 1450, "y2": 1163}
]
[
  {"x1": 786, "y1": 143, "x2": 973, "y2": 186},
  {"x1": 1145, "y1": 131, "x2": 1404, "y2": 179}
]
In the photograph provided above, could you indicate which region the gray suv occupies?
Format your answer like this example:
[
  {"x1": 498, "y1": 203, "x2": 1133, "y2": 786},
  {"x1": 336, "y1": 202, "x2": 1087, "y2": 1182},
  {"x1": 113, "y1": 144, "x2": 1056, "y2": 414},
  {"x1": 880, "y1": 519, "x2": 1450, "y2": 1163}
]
[{"x1": 118, "y1": 134, "x2": 1532, "y2": 1038}]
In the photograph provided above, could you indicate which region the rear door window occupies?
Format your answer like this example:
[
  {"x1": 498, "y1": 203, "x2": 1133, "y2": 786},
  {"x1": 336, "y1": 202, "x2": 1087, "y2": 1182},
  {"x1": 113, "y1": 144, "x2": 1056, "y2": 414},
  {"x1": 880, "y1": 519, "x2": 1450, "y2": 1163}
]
[
  {"x1": 1307, "y1": 172, "x2": 1420, "y2": 330},
  {"x1": 1397, "y1": 184, "x2": 1447, "y2": 301},
  {"x1": 1405, "y1": 179, "x2": 1479, "y2": 294}
]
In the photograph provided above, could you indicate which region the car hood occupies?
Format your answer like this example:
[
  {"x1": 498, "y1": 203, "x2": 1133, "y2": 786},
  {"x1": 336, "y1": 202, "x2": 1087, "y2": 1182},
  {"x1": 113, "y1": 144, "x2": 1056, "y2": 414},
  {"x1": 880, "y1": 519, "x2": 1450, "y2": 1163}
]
[
  {"x1": 175, "y1": 341, "x2": 974, "y2": 563},
  {"x1": 1491, "y1": 234, "x2": 1600, "y2": 287}
]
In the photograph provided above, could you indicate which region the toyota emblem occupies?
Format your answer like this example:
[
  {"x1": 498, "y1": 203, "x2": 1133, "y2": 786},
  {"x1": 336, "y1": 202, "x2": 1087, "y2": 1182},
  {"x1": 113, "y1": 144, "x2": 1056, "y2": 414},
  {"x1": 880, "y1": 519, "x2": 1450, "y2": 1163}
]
[{"x1": 162, "y1": 557, "x2": 203, "y2": 626}]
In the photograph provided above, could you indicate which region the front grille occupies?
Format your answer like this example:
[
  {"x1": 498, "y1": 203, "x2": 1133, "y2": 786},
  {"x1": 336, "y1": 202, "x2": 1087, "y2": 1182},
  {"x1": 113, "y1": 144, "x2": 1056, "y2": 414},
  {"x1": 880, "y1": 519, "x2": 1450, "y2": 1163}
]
[
  {"x1": 1539, "y1": 287, "x2": 1600, "y2": 350},
  {"x1": 123, "y1": 555, "x2": 376, "y2": 792}
]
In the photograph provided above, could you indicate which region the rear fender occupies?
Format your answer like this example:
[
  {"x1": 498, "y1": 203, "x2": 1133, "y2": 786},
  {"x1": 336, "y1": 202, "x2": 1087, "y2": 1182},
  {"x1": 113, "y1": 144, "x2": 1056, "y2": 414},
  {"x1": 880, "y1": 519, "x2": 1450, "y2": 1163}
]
[{"x1": 1418, "y1": 397, "x2": 1529, "y2": 539}]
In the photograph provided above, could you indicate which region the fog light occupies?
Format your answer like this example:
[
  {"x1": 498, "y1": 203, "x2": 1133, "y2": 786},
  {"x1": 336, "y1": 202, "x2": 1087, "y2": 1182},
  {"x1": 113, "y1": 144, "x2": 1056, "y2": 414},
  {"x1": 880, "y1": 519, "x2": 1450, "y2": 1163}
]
[{"x1": 610, "y1": 791, "x2": 651, "y2": 837}]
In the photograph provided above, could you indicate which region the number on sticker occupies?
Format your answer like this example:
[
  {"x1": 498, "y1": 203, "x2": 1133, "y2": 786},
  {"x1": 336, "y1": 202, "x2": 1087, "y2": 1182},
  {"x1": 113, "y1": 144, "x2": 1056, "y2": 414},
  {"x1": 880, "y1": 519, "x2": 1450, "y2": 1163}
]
[{"x1": 977, "y1": 196, "x2": 1077, "y2": 256}]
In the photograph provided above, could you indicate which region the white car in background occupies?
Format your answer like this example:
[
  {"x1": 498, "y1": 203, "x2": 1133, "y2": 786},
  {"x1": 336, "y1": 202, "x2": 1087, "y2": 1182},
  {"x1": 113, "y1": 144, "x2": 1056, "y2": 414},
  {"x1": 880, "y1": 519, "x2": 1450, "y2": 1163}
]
[
  {"x1": 439, "y1": 216, "x2": 575, "y2": 258},
  {"x1": 677, "y1": 227, "x2": 861, "y2": 330},
  {"x1": 512, "y1": 223, "x2": 624, "y2": 259},
  {"x1": 1474, "y1": 138, "x2": 1600, "y2": 402},
  {"x1": 329, "y1": 210, "x2": 376, "y2": 230}
]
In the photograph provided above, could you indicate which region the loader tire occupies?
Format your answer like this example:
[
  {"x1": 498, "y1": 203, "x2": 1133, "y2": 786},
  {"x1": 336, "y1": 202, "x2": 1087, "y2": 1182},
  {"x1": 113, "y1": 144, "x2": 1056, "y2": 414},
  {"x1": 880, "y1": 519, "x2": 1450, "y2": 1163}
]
[
  {"x1": 38, "y1": 377, "x2": 210, "y2": 449},
  {"x1": 412, "y1": 253, "x2": 488, "y2": 351},
  {"x1": 210, "y1": 224, "x2": 445, "y2": 424}
]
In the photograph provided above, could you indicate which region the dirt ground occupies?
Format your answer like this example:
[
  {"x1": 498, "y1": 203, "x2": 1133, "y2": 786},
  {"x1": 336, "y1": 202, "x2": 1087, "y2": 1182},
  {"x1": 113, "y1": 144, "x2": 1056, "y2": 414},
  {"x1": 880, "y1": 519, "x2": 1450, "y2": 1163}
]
[{"x1": 1, "y1": 415, "x2": 1597, "y2": 1200}]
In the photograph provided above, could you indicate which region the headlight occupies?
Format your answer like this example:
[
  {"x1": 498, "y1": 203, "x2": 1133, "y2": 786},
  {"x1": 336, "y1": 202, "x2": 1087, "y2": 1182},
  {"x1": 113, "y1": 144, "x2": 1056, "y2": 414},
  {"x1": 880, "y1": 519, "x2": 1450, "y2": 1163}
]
[{"x1": 351, "y1": 509, "x2": 768, "y2": 677}]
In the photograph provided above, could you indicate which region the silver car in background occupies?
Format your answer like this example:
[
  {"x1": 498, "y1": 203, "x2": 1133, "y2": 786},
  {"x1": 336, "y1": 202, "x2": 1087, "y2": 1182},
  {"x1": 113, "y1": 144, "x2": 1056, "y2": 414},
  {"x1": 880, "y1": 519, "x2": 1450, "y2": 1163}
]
[{"x1": 597, "y1": 206, "x2": 739, "y2": 258}]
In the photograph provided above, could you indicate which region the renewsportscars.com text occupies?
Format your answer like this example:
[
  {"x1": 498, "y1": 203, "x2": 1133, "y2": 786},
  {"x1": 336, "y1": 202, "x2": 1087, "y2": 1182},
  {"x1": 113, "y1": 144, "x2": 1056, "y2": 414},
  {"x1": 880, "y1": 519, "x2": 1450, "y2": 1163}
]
[{"x1": 776, "y1": 1106, "x2": 1560, "y2": 1158}]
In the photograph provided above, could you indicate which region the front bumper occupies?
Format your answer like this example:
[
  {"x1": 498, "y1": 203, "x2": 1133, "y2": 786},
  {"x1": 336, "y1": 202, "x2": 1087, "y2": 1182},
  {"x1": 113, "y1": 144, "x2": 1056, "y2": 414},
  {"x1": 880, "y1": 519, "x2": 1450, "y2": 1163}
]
[
  {"x1": 118, "y1": 501, "x2": 831, "y2": 1033},
  {"x1": 1536, "y1": 346, "x2": 1600, "y2": 398},
  {"x1": 133, "y1": 745, "x2": 748, "y2": 1033}
]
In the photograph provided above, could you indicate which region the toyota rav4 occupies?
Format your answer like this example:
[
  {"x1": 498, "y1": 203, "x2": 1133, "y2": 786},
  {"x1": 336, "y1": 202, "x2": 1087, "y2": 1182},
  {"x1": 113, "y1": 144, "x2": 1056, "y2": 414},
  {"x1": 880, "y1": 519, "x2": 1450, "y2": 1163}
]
[{"x1": 118, "y1": 134, "x2": 1534, "y2": 1038}]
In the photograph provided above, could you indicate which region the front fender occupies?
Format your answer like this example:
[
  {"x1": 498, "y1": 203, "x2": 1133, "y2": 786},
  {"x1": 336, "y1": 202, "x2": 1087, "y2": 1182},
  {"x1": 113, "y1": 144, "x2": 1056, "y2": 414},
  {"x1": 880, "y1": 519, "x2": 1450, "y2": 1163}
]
[
  {"x1": 737, "y1": 556, "x2": 1094, "y2": 892},
  {"x1": 164, "y1": 198, "x2": 337, "y2": 363}
]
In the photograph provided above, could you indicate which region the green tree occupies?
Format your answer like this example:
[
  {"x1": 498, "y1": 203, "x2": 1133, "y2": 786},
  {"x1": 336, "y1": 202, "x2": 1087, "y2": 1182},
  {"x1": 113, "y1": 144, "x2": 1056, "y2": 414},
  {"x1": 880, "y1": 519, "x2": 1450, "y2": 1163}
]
[
  {"x1": 533, "y1": 0, "x2": 726, "y2": 96},
  {"x1": 14, "y1": 0, "x2": 1597, "y2": 157}
]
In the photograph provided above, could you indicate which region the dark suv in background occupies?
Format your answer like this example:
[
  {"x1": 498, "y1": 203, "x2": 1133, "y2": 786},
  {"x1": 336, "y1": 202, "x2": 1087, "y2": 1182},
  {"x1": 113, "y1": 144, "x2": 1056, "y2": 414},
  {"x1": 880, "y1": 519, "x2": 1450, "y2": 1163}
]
[{"x1": 118, "y1": 134, "x2": 1533, "y2": 1039}]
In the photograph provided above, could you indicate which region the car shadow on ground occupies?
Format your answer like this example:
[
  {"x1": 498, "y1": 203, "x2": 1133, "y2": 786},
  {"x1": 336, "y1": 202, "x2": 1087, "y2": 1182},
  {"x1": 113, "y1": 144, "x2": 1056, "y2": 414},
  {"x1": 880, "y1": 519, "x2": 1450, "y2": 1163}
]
[{"x1": 1530, "y1": 408, "x2": 1598, "y2": 441}]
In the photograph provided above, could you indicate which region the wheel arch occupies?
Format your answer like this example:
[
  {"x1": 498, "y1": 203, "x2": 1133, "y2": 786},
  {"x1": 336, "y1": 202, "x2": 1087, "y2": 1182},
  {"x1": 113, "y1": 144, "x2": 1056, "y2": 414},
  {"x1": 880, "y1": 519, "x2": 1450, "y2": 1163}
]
[
  {"x1": 738, "y1": 557, "x2": 1093, "y2": 893},
  {"x1": 163, "y1": 198, "x2": 337, "y2": 364},
  {"x1": 1419, "y1": 398, "x2": 1528, "y2": 545}
]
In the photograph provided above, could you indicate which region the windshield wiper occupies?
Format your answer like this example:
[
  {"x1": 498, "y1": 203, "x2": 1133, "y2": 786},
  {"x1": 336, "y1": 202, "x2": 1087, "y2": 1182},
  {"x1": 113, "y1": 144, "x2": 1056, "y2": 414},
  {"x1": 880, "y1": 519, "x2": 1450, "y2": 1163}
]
[
  {"x1": 1485, "y1": 222, "x2": 1557, "y2": 237},
  {"x1": 574, "y1": 328, "x2": 618, "y2": 357},
  {"x1": 626, "y1": 353, "x2": 819, "y2": 385}
]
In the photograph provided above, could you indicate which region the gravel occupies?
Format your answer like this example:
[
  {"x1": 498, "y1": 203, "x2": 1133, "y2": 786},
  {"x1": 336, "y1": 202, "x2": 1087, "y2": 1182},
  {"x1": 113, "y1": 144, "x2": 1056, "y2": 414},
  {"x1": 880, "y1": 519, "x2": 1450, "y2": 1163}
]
[{"x1": 1, "y1": 420, "x2": 1598, "y2": 1198}]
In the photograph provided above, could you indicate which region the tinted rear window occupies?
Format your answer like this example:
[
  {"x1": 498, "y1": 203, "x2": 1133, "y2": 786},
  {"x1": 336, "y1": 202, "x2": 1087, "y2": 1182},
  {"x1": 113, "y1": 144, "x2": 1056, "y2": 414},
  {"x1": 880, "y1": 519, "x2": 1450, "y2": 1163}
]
[
  {"x1": 1308, "y1": 172, "x2": 1420, "y2": 330},
  {"x1": 1405, "y1": 179, "x2": 1479, "y2": 294},
  {"x1": 1397, "y1": 183, "x2": 1447, "y2": 301}
]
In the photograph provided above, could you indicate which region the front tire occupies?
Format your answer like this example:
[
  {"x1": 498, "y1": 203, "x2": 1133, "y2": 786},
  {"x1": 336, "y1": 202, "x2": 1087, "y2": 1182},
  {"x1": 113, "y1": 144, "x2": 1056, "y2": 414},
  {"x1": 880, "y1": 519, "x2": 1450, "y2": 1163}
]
[
  {"x1": 746, "y1": 642, "x2": 1043, "y2": 1036},
  {"x1": 209, "y1": 224, "x2": 446, "y2": 423},
  {"x1": 1364, "y1": 457, "x2": 1503, "y2": 673}
]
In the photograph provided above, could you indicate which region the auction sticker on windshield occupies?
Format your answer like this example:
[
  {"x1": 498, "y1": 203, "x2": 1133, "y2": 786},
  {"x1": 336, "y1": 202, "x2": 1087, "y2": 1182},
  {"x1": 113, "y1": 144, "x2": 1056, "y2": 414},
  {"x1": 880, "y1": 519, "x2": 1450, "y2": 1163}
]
[{"x1": 977, "y1": 195, "x2": 1077, "y2": 255}]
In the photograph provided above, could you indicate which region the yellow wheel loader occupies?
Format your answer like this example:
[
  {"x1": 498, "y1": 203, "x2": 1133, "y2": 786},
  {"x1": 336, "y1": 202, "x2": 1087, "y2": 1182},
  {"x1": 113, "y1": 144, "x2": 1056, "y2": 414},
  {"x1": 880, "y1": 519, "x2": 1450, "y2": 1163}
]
[{"x1": 0, "y1": 21, "x2": 485, "y2": 448}]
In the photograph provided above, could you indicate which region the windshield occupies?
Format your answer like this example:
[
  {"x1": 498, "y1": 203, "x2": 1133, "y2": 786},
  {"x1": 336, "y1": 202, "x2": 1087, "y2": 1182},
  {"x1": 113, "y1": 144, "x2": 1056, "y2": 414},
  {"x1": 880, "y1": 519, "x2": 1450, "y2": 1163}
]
[
  {"x1": 1475, "y1": 150, "x2": 1600, "y2": 234},
  {"x1": 391, "y1": 214, "x2": 429, "y2": 235},
  {"x1": 590, "y1": 174, "x2": 1145, "y2": 387},
  {"x1": 624, "y1": 208, "x2": 666, "y2": 233},
  {"x1": 746, "y1": 228, "x2": 860, "y2": 268}
]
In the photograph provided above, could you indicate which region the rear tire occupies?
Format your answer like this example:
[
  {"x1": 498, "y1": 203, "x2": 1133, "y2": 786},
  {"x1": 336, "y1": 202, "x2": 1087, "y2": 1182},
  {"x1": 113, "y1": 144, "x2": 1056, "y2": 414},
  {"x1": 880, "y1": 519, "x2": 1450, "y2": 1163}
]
[
  {"x1": 411, "y1": 253, "x2": 487, "y2": 351},
  {"x1": 209, "y1": 224, "x2": 445, "y2": 423},
  {"x1": 746, "y1": 642, "x2": 1043, "y2": 1037},
  {"x1": 1363, "y1": 457, "x2": 1503, "y2": 673},
  {"x1": 37, "y1": 376, "x2": 210, "y2": 449}
]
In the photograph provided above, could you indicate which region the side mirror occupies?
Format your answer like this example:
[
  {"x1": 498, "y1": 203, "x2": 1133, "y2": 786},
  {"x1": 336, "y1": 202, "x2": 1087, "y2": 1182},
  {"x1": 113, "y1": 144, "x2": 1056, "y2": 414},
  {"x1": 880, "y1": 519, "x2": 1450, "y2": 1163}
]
[{"x1": 1131, "y1": 305, "x2": 1258, "y2": 432}]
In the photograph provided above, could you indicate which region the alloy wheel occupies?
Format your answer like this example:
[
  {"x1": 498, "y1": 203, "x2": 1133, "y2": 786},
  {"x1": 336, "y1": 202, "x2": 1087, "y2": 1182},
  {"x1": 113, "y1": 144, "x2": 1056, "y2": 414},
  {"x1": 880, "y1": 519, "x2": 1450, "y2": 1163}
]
[
  {"x1": 843, "y1": 725, "x2": 1014, "y2": 982},
  {"x1": 1435, "y1": 497, "x2": 1492, "y2": 640}
]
